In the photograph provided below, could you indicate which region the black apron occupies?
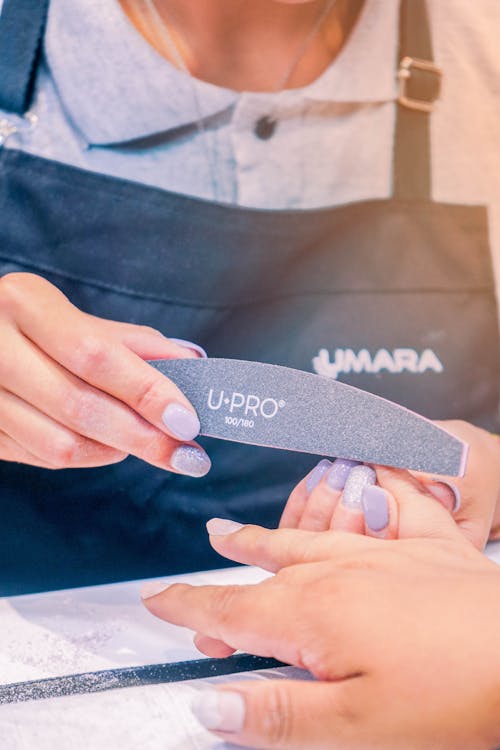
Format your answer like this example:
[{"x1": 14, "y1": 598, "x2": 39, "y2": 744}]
[{"x1": 0, "y1": 0, "x2": 498, "y2": 595}]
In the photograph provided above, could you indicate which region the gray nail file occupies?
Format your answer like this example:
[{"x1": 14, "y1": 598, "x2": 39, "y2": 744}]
[{"x1": 151, "y1": 359, "x2": 468, "y2": 477}]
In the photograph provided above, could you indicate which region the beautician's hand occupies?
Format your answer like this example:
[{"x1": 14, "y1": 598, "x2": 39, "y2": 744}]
[
  {"x1": 0, "y1": 273, "x2": 211, "y2": 475},
  {"x1": 143, "y1": 470, "x2": 500, "y2": 750},
  {"x1": 280, "y1": 419, "x2": 500, "y2": 549}
]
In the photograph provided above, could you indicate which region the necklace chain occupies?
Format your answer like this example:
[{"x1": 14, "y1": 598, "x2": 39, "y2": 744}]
[
  {"x1": 273, "y1": 0, "x2": 338, "y2": 91},
  {"x1": 144, "y1": 0, "x2": 221, "y2": 199},
  {"x1": 142, "y1": 0, "x2": 337, "y2": 200}
]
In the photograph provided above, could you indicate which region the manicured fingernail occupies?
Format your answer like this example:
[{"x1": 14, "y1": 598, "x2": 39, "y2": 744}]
[
  {"x1": 191, "y1": 689, "x2": 246, "y2": 733},
  {"x1": 140, "y1": 580, "x2": 170, "y2": 599},
  {"x1": 169, "y1": 338, "x2": 208, "y2": 358},
  {"x1": 362, "y1": 485, "x2": 390, "y2": 532},
  {"x1": 162, "y1": 403, "x2": 200, "y2": 441},
  {"x1": 342, "y1": 465, "x2": 376, "y2": 510},
  {"x1": 171, "y1": 445, "x2": 211, "y2": 477},
  {"x1": 306, "y1": 459, "x2": 332, "y2": 493},
  {"x1": 206, "y1": 518, "x2": 244, "y2": 536},
  {"x1": 327, "y1": 458, "x2": 360, "y2": 491},
  {"x1": 428, "y1": 479, "x2": 461, "y2": 513}
]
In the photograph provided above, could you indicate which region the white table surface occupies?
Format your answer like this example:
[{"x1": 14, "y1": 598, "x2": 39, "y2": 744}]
[
  {"x1": 1, "y1": 543, "x2": 499, "y2": 750},
  {"x1": 0, "y1": 564, "x2": 311, "y2": 750}
]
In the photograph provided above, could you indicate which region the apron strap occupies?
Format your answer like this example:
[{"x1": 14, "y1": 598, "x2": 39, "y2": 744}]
[
  {"x1": 0, "y1": 0, "x2": 50, "y2": 115},
  {"x1": 393, "y1": 0, "x2": 442, "y2": 200}
]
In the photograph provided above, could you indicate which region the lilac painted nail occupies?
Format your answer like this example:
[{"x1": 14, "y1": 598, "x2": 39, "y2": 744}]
[
  {"x1": 306, "y1": 459, "x2": 332, "y2": 493},
  {"x1": 170, "y1": 445, "x2": 211, "y2": 477},
  {"x1": 162, "y1": 403, "x2": 200, "y2": 441},
  {"x1": 327, "y1": 458, "x2": 360, "y2": 491},
  {"x1": 341, "y1": 465, "x2": 376, "y2": 510},
  {"x1": 429, "y1": 479, "x2": 461, "y2": 513},
  {"x1": 362, "y1": 485, "x2": 390, "y2": 532},
  {"x1": 169, "y1": 338, "x2": 208, "y2": 358}
]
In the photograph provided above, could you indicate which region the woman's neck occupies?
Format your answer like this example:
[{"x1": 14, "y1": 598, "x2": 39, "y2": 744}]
[{"x1": 119, "y1": 0, "x2": 364, "y2": 91}]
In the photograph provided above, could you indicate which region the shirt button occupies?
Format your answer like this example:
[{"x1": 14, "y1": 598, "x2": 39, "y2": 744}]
[{"x1": 254, "y1": 116, "x2": 277, "y2": 140}]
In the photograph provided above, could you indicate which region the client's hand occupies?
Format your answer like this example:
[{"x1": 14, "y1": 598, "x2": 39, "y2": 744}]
[
  {"x1": 280, "y1": 420, "x2": 500, "y2": 549},
  {"x1": 142, "y1": 469, "x2": 500, "y2": 750}
]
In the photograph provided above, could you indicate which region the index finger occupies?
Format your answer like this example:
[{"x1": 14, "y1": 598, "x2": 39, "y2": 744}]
[
  {"x1": 207, "y1": 522, "x2": 378, "y2": 572},
  {"x1": 11, "y1": 277, "x2": 201, "y2": 441},
  {"x1": 142, "y1": 580, "x2": 299, "y2": 667}
]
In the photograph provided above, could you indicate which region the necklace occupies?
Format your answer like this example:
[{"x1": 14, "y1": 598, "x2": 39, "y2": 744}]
[{"x1": 142, "y1": 0, "x2": 338, "y2": 201}]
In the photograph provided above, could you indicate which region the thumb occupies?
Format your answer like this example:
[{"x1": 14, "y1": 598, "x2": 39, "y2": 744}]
[
  {"x1": 375, "y1": 466, "x2": 463, "y2": 542},
  {"x1": 191, "y1": 678, "x2": 358, "y2": 749},
  {"x1": 410, "y1": 469, "x2": 461, "y2": 514}
]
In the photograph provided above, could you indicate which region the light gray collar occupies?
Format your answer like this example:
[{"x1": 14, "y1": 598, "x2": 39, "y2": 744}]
[{"x1": 44, "y1": 0, "x2": 399, "y2": 146}]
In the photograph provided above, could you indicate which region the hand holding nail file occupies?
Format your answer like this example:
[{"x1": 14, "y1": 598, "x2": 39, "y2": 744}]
[{"x1": 150, "y1": 359, "x2": 468, "y2": 476}]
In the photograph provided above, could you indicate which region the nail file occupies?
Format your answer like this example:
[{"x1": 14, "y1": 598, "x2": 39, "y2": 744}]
[
  {"x1": 151, "y1": 359, "x2": 468, "y2": 476},
  {"x1": 0, "y1": 655, "x2": 286, "y2": 705}
]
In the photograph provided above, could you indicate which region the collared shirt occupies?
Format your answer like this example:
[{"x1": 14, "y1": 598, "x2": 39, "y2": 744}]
[
  {"x1": 1, "y1": 0, "x2": 500, "y2": 310},
  {"x1": 2, "y1": 0, "x2": 399, "y2": 207}
]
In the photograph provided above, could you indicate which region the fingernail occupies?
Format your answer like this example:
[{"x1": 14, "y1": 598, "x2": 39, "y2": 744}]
[
  {"x1": 306, "y1": 459, "x2": 332, "y2": 493},
  {"x1": 206, "y1": 518, "x2": 244, "y2": 536},
  {"x1": 362, "y1": 485, "x2": 390, "y2": 532},
  {"x1": 169, "y1": 338, "x2": 208, "y2": 359},
  {"x1": 327, "y1": 458, "x2": 360, "y2": 491},
  {"x1": 342, "y1": 465, "x2": 376, "y2": 510},
  {"x1": 162, "y1": 403, "x2": 201, "y2": 441},
  {"x1": 140, "y1": 580, "x2": 170, "y2": 600},
  {"x1": 191, "y1": 689, "x2": 246, "y2": 733},
  {"x1": 171, "y1": 445, "x2": 211, "y2": 477},
  {"x1": 428, "y1": 479, "x2": 461, "y2": 513}
]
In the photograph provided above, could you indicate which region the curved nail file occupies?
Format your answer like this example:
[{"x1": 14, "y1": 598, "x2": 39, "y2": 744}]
[{"x1": 151, "y1": 359, "x2": 468, "y2": 477}]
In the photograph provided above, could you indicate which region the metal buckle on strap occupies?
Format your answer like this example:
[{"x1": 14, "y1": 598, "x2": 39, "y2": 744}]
[{"x1": 397, "y1": 56, "x2": 442, "y2": 113}]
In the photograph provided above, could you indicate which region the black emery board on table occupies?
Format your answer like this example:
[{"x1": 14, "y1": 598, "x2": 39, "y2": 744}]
[
  {"x1": 0, "y1": 655, "x2": 287, "y2": 705},
  {"x1": 151, "y1": 358, "x2": 468, "y2": 476}
]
